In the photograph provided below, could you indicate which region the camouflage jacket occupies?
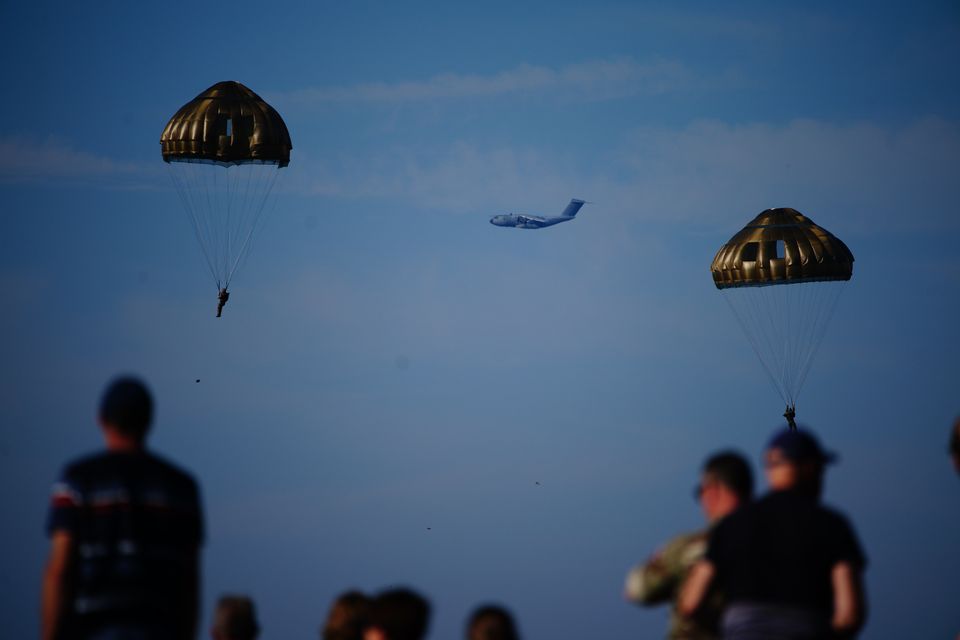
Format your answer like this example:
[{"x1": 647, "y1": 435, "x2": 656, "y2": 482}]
[{"x1": 625, "y1": 529, "x2": 721, "y2": 640}]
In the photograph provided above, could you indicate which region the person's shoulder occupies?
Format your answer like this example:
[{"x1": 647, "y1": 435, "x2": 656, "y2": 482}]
[
  {"x1": 668, "y1": 528, "x2": 709, "y2": 548},
  {"x1": 141, "y1": 451, "x2": 201, "y2": 489},
  {"x1": 816, "y1": 501, "x2": 868, "y2": 565},
  {"x1": 714, "y1": 499, "x2": 758, "y2": 530},
  {"x1": 660, "y1": 528, "x2": 709, "y2": 563},
  {"x1": 707, "y1": 499, "x2": 762, "y2": 548},
  {"x1": 756, "y1": 489, "x2": 817, "y2": 515},
  {"x1": 814, "y1": 501, "x2": 858, "y2": 530},
  {"x1": 60, "y1": 450, "x2": 115, "y2": 477}
]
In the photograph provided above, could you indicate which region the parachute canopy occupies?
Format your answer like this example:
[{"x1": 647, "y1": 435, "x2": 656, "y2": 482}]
[
  {"x1": 711, "y1": 209, "x2": 854, "y2": 416},
  {"x1": 161, "y1": 81, "x2": 291, "y2": 167},
  {"x1": 161, "y1": 81, "x2": 292, "y2": 293},
  {"x1": 710, "y1": 208, "x2": 853, "y2": 288}
]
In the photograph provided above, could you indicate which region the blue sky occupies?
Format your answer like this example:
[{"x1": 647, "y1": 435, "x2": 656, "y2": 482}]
[{"x1": 2, "y1": 1, "x2": 959, "y2": 638}]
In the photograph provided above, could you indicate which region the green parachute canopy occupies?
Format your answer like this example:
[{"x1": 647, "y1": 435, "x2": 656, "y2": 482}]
[
  {"x1": 161, "y1": 81, "x2": 292, "y2": 293},
  {"x1": 711, "y1": 208, "x2": 854, "y2": 421}
]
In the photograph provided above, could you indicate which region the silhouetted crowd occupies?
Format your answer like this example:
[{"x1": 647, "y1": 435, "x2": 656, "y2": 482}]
[
  {"x1": 40, "y1": 376, "x2": 960, "y2": 639},
  {"x1": 204, "y1": 589, "x2": 518, "y2": 640}
]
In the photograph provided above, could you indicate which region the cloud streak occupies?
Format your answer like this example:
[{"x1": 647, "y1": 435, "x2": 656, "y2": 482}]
[
  {"x1": 614, "y1": 116, "x2": 960, "y2": 230},
  {"x1": 291, "y1": 116, "x2": 960, "y2": 230},
  {"x1": 277, "y1": 58, "x2": 696, "y2": 106},
  {"x1": 0, "y1": 136, "x2": 158, "y2": 187}
]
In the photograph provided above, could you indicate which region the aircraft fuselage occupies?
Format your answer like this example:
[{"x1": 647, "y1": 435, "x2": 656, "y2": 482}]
[
  {"x1": 489, "y1": 214, "x2": 570, "y2": 229},
  {"x1": 490, "y1": 199, "x2": 586, "y2": 229}
]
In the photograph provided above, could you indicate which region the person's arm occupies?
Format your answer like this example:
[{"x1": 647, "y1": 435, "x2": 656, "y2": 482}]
[
  {"x1": 41, "y1": 531, "x2": 74, "y2": 640},
  {"x1": 831, "y1": 561, "x2": 866, "y2": 637},
  {"x1": 624, "y1": 560, "x2": 673, "y2": 604},
  {"x1": 678, "y1": 559, "x2": 715, "y2": 617},
  {"x1": 624, "y1": 534, "x2": 705, "y2": 605},
  {"x1": 178, "y1": 546, "x2": 201, "y2": 640}
]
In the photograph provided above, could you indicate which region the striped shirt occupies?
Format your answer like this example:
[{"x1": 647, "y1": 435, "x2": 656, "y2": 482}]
[{"x1": 47, "y1": 450, "x2": 203, "y2": 625}]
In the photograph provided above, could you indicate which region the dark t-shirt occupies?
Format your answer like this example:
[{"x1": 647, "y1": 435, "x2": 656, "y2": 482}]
[
  {"x1": 705, "y1": 490, "x2": 866, "y2": 614},
  {"x1": 47, "y1": 450, "x2": 204, "y2": 625}
]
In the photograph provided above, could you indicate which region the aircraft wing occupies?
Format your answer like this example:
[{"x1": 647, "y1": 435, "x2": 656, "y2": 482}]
[{"x1": 516, "y1": 214, "x2": 546, "y2": 225}]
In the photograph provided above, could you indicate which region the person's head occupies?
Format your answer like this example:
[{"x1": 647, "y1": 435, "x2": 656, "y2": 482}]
[
  {"x1": 764, "y1": 428, "x2": 836, "y2": 497},
  {"x1": 363, "y1": 588, "x2": 430, "y2": 640},
  {"x1": 211, "y1": 595, "x2": 260, "y2": 640},
  {"x1": 949, "y1": 417, "x2": 960, "y2": 474},
  {"x1": 696, "y1": 450, "x2": 754, "y2": 522},
  {"x1": 466, "y1": 604, "x2": 520, "y2": 640},
  {"x1": 98, "y1": 376, "x2": 153, "y2": 447},
  {"x1": 323, "y1": 590, "x2": 370, "y2": 640}
]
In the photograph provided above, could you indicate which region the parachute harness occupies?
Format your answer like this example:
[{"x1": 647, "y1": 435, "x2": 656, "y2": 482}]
[{"x1": 783, "y1": 404, "x2": 797, "y2": 431}]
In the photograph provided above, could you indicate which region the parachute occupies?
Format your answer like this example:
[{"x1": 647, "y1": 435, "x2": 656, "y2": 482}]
[
  {"x1": 710, "y1": 208, "x2": 854, "y2": 428},
  {"x1": 161, "y1": 81, "x2": 292, "y2": 307}
]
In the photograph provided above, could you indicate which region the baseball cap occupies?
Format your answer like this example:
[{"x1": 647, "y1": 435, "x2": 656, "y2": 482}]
[{"x1": 766, "y1": 428, "x2": 837, "y2": 464}]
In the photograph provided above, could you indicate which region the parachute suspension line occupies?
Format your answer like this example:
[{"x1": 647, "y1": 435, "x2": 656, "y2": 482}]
[
  {"x1": 168, "y1": 160, "x2": 284, "y2": 292},
  {"x1": 225, "y1": 166, "x2": 280, "y2": 287},
  {"x1": 792, "y1": 282, "x2": 844, "y2": 401},
  {"x1": 168, "y1": 164, "x2": 219, "y2": 288},
  {"x1": 765, "y1": 285, "x2": 793, "y2": 401},
  {"x1": 781, "y1": 284, "x2": 798, "y2": 399},
  {"x1": 224, "y1": 161, "x2": 258, "y2": 288},
  {"x1": 220, "y1": 164, "x2": 231, "y2": 284},
  {"x1": 225, "y1": 165, "x2": 278, "y2": 283},
  {"x1": 198, "y1": 165, "x2": 224, "y2": 289},
  {"x1": 788, "y1": 284, "x2": 818, "y2": 401},
  {"x1": 218, "y1": 164, "x2": 241, "y2": 289},
  {"x1": 783, "y1": 284, "x2": 811, "y2": 404},
  {"x1": 227, "y1": 164, "x2": 254, "y2": 284},
  {"x1": 778, "y1": 283, "x2": 813, "y2": 422},
  {"x1": 751, "y1": 285, "x2": 790, "y2": 403},
  {"x1": 221, "y1": 164, "x2": 240, "y2": 288},
  {"x1": 723, "y1": 290, "x2": 790, "y2": 407},
  {"x1": 723, "y1": 281, "x2": 847, "y2": 419},
  {"x1": 780, "y1": 284, "x2": 815, "y2": 406},
  {"x1": 192, "y1": 163, "x2": 224, "y2": 289}
]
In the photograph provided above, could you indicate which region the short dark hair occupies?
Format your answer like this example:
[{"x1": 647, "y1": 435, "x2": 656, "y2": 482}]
[
  {"x1": 99, "y1": 376, "x2": 153, "y2": 437},
  {"x1": 467, "y1": 604, "x2": 520, "y2": 640},
  {"x1": 213, "y1": 595, "x2": 260, "y2": 640},
  {"x1": 323, "y1": 590, "x2": 370, "y2": 640},
  {"x1": 366, "y1": 588, "x2": 430, "y2": 640},
  {"x1": 703, "y1": 450, "x2": 753, "y2": 501}
]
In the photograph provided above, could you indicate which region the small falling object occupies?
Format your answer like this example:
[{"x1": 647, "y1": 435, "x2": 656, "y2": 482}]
[
  {"x1": 195, "y1": 379, "x2": 200, "y2": 383},
  {"x1": 535, "y1": 481, "x2": 541, "y2": 486},
  {"x1": 427, "y1": 527, "x2": 431, "y2": 530}
]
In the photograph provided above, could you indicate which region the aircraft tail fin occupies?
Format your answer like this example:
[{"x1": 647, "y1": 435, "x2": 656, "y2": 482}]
[{"x1": 560, "y1": 198, "x2": 586, "y2": 218}]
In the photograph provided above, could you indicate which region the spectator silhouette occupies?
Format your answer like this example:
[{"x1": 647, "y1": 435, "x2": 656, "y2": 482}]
[
  {"x1": 41, "y1": 376, "x2": 204, "y2": 640},
  {"x1": 211, "y1": 595, "x2": 260, "y2": 640},
  {"x1": 466, "y1": 604, "x2": 520, "y2": 640},
  {"x1": 323, "y1": 590, "x2": 370, "y2": 640},
  {"x1": 625, "y1": 451, "x2": 753, "y2": 639},
  {"x1": 680, "y1": 428, "x2": 867, "y2": 639},
  {"x1": 363, "y1": 588, "x2": 430, "y2": 640}
]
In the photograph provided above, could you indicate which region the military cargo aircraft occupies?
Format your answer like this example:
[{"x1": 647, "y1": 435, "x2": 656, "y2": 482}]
[{"x1": 490, "y1": 198, "x2": 587, "y2": 229}]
